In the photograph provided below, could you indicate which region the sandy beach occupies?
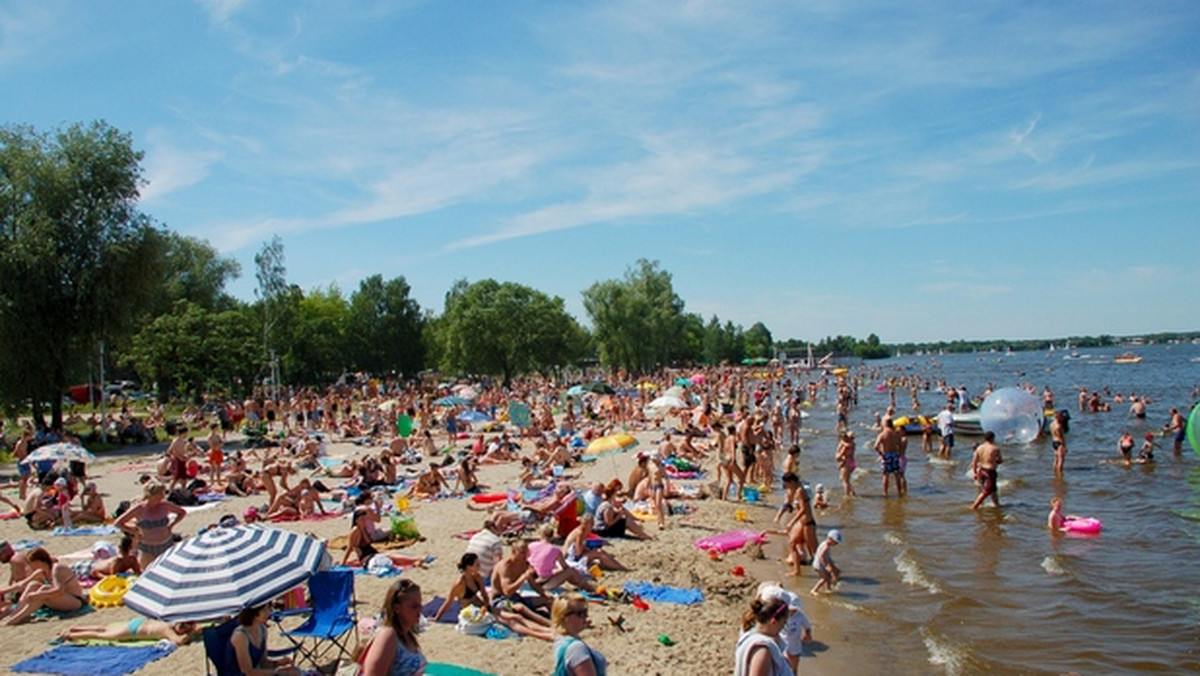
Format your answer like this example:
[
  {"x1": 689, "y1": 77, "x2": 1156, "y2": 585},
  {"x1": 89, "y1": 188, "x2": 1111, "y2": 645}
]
[{"x1": 0, "y1": 426, "x2": 859, "y2": 676}]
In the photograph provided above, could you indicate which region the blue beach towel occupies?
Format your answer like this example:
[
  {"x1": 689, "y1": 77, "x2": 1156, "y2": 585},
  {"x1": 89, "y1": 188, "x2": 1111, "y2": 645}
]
[
  {"x1": 622, "y1": 581, "x2": 704, "y2": 605},
  {"x1": 422, "y1": 596, "x2": 461, "y2": 624},
  {"x1": 12, "y1": 644, "x2": 171, "y2": 676},
  {"x1": 52, "y1": 525, "x2": 119, "y2": 536}
]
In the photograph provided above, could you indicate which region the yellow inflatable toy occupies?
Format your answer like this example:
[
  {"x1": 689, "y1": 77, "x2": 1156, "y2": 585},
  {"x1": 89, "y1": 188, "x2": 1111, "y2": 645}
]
[{"x1": 88, "y1": 575, "x2": 133, "y2": 608}]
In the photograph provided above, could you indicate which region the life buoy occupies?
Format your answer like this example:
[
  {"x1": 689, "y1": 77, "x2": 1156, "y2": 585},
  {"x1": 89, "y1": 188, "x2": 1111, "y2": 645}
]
[{"x1": 88, "y1": 575, "x2": 132, "y2": 608}]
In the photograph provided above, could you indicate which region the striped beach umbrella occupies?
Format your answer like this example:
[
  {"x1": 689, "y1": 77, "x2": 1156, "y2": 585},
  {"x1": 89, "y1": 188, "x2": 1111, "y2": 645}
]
[
  {"x1": 19, "y1": 442, "x2": 97, "y2": 466},
  {"x1": 124, "y1": 524, "x2": 329, "y2": 622}
]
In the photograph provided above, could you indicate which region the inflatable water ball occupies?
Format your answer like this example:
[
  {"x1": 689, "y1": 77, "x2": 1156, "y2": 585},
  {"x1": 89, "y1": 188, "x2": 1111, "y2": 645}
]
[
  {"x1": 979, "y1": 387, "x2": 1043, "y2": 445},
  {"x1": 396, "y1": 414, "x2": 413, "y2": 438},
  {"x1": 1188, "y1": 403, "x2": 1200, "y2": 458}
]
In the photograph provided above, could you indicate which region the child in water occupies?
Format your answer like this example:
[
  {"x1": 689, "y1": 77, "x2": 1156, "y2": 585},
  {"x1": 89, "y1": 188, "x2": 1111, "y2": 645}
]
[
  {"x1": 812, "y1": 484, "x2": 829, "y2": 510},
  {"x1": 1047, "y1": 498, "x2": 1082, "y2": 531},
  {"x1": 1138, "y1": 434, "x2": 1156, "y2": 462}
]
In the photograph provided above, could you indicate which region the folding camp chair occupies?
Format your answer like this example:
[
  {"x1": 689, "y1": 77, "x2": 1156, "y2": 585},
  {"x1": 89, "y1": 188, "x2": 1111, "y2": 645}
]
[
  {"x1": 205, "y1": 617, "x2": 297, "y2": 676},
  {"x1": 203, "y1": 619, "x2": 240, "y2": 676},
  {"x1": 275, "y1": 569, "x2": 358, "y2": 670}
]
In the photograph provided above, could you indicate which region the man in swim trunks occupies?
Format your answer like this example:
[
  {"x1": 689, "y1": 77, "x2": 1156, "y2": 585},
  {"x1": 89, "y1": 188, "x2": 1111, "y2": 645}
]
[
  {"x1": 873, "y1": 419, "x2": 906, "y2": 497},
  {"x1": 971, "y1": 432, "x2": 1003, "y2": 510},
  {"x1": 1050, "y1": 411, "x2": 1068, "y2": 476},
  {"x1": 1165, "y1": 408, "x2": 1186, "y2": 455}
]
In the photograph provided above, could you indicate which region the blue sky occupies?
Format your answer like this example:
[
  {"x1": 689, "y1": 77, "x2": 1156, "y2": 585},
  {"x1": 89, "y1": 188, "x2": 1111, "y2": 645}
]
[{"x1": 3, "y1": 1, "x2": 1198, "y2": 343}]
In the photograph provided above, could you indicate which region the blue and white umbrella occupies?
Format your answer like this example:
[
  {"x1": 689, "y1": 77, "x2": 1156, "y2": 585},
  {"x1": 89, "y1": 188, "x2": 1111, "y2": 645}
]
[
  {"x1": 433, "y1": 395, "x2": 471, "y2": 407},
  {"x1": 124, "y1": 524, "x2": 329, "y2": 622},
  {"x1": 456, "y1": 409, "x2": 492, "y2": 423},
  {"x1": 19, "y1": 442, "x2": 96, "y2": 465}
]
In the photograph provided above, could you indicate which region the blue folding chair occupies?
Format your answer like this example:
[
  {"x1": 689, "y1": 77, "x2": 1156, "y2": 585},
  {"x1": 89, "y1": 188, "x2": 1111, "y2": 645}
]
[
  {"x1": 275, "y1": 569, "x2": 358, "y2": 670},
  {"x1": 203, "y1": 619, "x2": 240, "y2": 676},
  {"x1": 204, "y1": 617, "x2": 298, "y2": 676}
]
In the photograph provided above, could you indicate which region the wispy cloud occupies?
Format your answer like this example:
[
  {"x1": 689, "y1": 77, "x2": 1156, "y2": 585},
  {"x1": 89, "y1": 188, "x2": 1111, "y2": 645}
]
[{"x1": 139, "y1": 129, "x2": 222, "y2": 204}]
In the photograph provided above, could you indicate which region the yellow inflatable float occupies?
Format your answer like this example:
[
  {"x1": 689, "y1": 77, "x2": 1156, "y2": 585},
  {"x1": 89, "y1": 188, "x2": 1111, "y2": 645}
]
[{"x1": 88, "y1": 575, "x2": 133, "y2": 608}]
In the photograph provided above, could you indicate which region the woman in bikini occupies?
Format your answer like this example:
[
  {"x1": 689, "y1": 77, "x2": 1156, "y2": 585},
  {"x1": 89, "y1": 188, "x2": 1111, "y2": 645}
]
[
  {"x1": 62, "y1": 618, "x2": 200, "y2": 645},
  {"x1": 432, "y1": 552, "x2": 552, "y2": 640},
  {"x1": 341, "y1": 508, "x2": 427, "y2": 569},
  {"x1": 1, "y1": 547, "x2": 87, "y2": 626},
  {"x1": 114, "y1": 481, "x2": 187, "y2": 569},
  {"x1": 836, "y1": 430, "x2": 858, "y2": 497}
]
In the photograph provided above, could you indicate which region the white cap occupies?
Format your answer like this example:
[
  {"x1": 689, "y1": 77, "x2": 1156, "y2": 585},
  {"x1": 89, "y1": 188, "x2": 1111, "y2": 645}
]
[
  {"x1": 90, "y1": 541, "x2": 117, "y2": 560},
  {"x1": 828, "y1": 529, "x2": 843, "y2": 543},
  {"x1": 814, "y1": 483, "x2": 825, "y2": 493},
  {"x1": 757, "y1": 584, "x2": 803, "y2": 612}
]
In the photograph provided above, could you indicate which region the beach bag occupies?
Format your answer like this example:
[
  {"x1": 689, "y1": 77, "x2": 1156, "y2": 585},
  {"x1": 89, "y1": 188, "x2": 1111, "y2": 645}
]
[
  {"x1": 456, "y1": 605, "x2": 495, "y2": 636},
  {"x1": 390, "y1": 515, "x2": 421, "y2": 540}
]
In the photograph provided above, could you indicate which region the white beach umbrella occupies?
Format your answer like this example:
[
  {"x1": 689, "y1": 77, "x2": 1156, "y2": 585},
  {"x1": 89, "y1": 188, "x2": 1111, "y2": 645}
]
[
  {"x1": 124, "y1": 524, "x2": 329, "y2": 622},
  {"x1": 645, "y1": 394, "x2": 689, "y2": 413}
]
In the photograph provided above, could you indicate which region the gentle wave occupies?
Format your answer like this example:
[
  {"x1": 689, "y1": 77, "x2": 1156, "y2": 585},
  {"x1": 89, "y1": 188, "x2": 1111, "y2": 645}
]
[
  {"x1": 895, "y1": 550, "x2": 944, "y2": 594},
  {"x1": 920, "y1": 625, "x2": 972, "y2": 676}
]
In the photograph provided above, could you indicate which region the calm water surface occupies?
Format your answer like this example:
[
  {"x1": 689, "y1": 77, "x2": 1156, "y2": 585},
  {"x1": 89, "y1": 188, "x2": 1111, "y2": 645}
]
[{"x1": 773, "y1": 344, "x2": 1200, "y2": 674}]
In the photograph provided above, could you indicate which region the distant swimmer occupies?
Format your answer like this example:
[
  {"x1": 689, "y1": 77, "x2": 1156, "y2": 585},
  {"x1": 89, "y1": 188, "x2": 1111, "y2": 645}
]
[
  {"x1": 1129, "y1": 397, "x2": 1146, "y2": 420},
  {"x1": 971, "y1": 432, "x2": 1003, "y2": 510}
]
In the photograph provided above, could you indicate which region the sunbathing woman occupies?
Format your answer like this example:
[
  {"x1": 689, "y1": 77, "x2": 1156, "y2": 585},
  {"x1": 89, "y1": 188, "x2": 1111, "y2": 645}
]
[
  {"x1": 432, "y1": 552, "x2": 553, "y2": 640},
  {"x1": 594, "y1": 489, "x2": 652, "y2": 540},
  {"x1": 564, "y1": 515, "x2": 630, "y2": 572},
  {"x1": 1, "y1": 547, "x2": 87, "y2": 626},
  {"x1": 62, "y1": 618, "x2": 200, "y2": 645},
  {"x1": 70, "y1": 481, "x2": 107, "y2": 524},
  {"x1": 341, "y1": 508, "x2": 427, "y2": 569},
  {"x1": 407, "y1": 462, "x2": 449, "y2": 499}
]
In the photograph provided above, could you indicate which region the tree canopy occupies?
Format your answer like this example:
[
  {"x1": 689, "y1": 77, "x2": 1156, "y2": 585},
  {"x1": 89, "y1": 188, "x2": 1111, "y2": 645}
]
[{"x1": 0, "y1": 121, "x2": 164, "y2": 427}]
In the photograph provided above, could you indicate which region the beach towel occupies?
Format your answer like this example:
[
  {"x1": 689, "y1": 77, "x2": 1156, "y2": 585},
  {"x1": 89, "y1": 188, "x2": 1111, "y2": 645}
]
[
  {"x1": 12, "y1": 643, "x2": 172, "y2": 676},
  {"x1": 330, "y1": 564, "x2": 403, "y2": 578},
  {"x1": 622, "y1": 581, "x2": 704, "y2": 605},
  {"x1": 52, "y1": 525, "x2": 119, "y2": 536},
  {"x1": 327, "y1": 535, "x2": 421, "y2": 551},
  {"x1": 427, "y1": 663, "x2": 498, "y2": 676},
  {"x1": 422, "y1": 596, "x2": 461, "y2": 624},
  {"x1": 31, "y1": 604, "x2": 94, "y2": 622},
  {"x1": 269, "y1": 510, "x2": 344, "y2": 523},
  {"x1": 181, "y1": 502, "x2": 219, "y2": 514}
]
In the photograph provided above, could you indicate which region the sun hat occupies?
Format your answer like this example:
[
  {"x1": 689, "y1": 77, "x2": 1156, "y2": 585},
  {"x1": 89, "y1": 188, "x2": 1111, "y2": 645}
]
[
  {"x1": 757, "y1": 584, "x2": 803, "y2": 611},
  {"x1": 828, "y1": 529, "x2": 843, "y2": 543}
]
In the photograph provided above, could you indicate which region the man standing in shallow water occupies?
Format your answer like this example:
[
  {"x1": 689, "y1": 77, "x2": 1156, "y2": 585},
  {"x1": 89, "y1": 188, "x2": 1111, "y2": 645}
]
[{"x1": 971, "y1": 431, "x2": 1003, "y2": 510}]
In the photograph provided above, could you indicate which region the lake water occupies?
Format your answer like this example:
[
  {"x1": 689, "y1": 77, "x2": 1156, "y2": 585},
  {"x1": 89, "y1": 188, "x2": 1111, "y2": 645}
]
[{"x1": 772, "y1": 343, "x2": 1200, "y2": 674}]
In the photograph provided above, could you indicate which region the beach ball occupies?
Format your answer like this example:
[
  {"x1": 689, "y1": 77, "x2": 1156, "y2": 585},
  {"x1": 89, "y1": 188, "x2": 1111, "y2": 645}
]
[
  {"x1": 979, "y1": 387, "x2": 1043, "y2": 445},
  {"x1": 1188, "y1": 403, "x2": 1200, "y2": 457}
]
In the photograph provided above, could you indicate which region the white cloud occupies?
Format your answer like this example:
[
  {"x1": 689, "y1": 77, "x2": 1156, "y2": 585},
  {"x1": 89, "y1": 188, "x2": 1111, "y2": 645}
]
[{"x1": 139, "y1": 129, "x2": 222, "y2": 204}]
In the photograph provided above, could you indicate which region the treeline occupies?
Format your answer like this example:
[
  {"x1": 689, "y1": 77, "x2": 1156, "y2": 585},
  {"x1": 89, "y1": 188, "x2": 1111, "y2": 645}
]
[
  {"x1": 891, "y1": 332, "x2": 1200, "y2": 356},
  {"x1": 0, "y1": 122, "x2": 786, "y2": 429}
]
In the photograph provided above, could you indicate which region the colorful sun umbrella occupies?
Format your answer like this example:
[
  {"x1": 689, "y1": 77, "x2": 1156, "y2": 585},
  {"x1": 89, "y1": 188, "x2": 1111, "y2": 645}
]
[{"x1": 586, "y1": 433, "x2": 639, "y2": 454}]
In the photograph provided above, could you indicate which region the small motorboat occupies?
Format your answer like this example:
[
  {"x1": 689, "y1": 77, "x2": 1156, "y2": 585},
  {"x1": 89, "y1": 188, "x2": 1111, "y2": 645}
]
[{"x1": 1113, "y1": 352, "x2": 1143, "y2": 364}]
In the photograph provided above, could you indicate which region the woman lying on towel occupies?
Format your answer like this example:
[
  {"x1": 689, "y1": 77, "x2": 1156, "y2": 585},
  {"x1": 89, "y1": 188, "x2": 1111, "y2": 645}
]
[{"x1": 61, "y1": 618, "x2": 201, "y2": 646}]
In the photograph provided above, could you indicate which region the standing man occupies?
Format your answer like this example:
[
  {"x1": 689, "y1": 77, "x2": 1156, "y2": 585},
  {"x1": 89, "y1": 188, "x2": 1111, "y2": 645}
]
[
  {"x1": 971, "y1": 431, "x2": 1003, "y2": 510},
  {"x1": 166, "y1": 427, "x2": 190, "y2": 493},
  {"x1": 1165, "y1": 408, "x2": 1187, "y2": 455},
  {"x1": 935, "y1": 404, "x2": 955, "y2": 459},
  {"x1": 13, "y1": 429, "x2": 32, "y2": 500},
  {"x1": 873, "y1": 419, "x2": 905, "y2": 497}
]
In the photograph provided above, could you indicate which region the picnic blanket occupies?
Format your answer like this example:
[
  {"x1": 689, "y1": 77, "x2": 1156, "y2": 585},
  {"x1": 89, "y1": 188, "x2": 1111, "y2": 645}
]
[
  {"x1": 52, "y1": 525, "x2": 120, "y2": 536},
  {"x1": 12, "y1": 643, "x2": 172, "y2": 676},
  {"x1": 622, "y1": 581, "x2": 704, "y2": 605}
]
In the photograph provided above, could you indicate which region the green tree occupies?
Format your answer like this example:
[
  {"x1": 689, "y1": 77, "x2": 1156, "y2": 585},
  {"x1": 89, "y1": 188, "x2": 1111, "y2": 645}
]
[
  {"x1": 347, "y1": 274, "x2": 425, "y2": 377},
  {"x1": 582, "y1": 259, "x2": 687, "y2": 373},
  {"x1": 124, "y1": 300, "x2": 258, "y2": 402},
  {"x1": 283, "y1": 285, "x2": 350, "y2": 384},
  {"x1": 744, "y1": 322, "x2": 774, "y2": 359},
  {"x1": 0, "y1": 121, "x2": 164, "y2": 428},
  {"x1": 437, "y1": 279, "x2": 585, "y2": 384},
  {"x1": 153, "y1": 232, "x2": 241, "y2": 313}
]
